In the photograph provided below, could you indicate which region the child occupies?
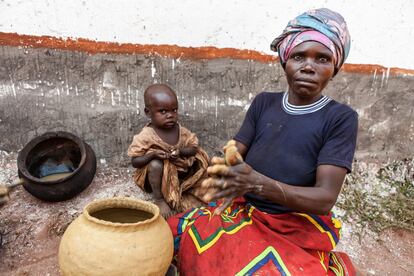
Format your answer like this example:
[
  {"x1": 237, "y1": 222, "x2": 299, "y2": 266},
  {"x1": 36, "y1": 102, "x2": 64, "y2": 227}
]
[{"x1": 127, "y1": 84, "x2": 209, "y2": 218}]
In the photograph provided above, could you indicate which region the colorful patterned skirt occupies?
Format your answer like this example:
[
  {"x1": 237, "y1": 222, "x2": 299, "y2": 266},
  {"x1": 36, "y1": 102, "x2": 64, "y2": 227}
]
[{"x1": 167, "y1": 198, "x2": 356, "y2": 275}]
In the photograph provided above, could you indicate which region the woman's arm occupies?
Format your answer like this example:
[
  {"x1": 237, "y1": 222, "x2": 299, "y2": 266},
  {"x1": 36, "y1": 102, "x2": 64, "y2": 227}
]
[
  {"x1": 255, "y1": 164, "x2": 346, "y2": 214},
  {"x1": 204, "y1": 141, "x2": 347, "y2": 215}
]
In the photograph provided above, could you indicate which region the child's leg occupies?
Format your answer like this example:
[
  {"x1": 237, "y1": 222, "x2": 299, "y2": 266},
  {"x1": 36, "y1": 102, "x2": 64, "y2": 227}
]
[{"x1": 147, "y1": 159, "x2": 174, "y2": 218}]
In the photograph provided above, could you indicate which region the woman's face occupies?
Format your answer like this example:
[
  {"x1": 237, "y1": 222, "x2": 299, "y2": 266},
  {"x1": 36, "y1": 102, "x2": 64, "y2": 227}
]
[{"x1": 284, "y1": 41, "x2": 335, "y2": 105}]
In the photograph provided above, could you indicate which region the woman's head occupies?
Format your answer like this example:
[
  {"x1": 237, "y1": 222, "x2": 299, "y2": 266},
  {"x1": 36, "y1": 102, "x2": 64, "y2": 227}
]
[
  {"x1": 270, "y1": 8, "x2": 350, "y2": 104},
  {"x1": 271, "y1": 8, "x2": 350, "y2": 75}
]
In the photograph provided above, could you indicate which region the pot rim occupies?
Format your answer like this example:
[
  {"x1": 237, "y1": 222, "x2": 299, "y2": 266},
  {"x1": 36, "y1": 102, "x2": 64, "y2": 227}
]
[
  {"x1": 83, "y1": 197, "x2": 161, "y2": 227},
  {"x1": 17, "y1": 131, "x2": 87, "y2": 184}
]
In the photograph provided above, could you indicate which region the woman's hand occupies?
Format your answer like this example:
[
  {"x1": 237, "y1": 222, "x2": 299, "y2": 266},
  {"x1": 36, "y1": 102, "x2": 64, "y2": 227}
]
[
  {"x1": 201, "y1": 140, "x2": 262, "y2": 214},
  {"x1": 202, "y1": 160, "x2": 261, "y2": 197}
]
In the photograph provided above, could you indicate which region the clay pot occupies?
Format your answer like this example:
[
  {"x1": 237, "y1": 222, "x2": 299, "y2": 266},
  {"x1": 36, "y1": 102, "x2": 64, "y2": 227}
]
[
  {"x1": 17, "y1": 131, "x2": 96, "y2": 201},
  {"x1": 59, "y1": 197, "x2": 174, "y2": 276}
]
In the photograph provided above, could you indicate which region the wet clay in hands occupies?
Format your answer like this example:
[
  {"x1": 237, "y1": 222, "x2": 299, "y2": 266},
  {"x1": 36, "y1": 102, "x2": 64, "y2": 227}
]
[{"x1": 202, "y1": 140, "x2": 244, "y2": 215}]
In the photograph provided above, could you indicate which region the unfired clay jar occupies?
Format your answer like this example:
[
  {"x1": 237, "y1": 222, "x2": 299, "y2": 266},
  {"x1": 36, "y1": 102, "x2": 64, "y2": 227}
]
[{"x1": 58, "y1": 197, "x2": 173, "y2": 276}]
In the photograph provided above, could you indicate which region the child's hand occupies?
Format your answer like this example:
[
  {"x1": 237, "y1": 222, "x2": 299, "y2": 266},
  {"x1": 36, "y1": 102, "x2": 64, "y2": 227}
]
[
  {"x1": 169, "y1": 149, "x2": 180, "y2": 160},
  {"x1": 154, "y1": 151, "x2": 170, "y2": 160}
]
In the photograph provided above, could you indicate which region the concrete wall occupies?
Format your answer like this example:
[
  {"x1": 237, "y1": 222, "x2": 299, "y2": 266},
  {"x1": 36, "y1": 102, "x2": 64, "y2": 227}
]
[
  {"x1": 1, "y1": 1, "x2": 414, "y2": 165},
  {"x1": 1, "y1": 46, "x2": 413, "y2": 165}
]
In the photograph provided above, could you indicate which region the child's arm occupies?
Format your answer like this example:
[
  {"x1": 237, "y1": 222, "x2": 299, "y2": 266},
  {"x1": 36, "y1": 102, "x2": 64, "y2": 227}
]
[
  {"x1": 171, "y1": 146, "x2": 197, "y2": 159},
  {"x1": 179, "y1": 146, "x2": 197, "y2": 157},
  {"x1": 131, "y1": 151, "x2": 169, "y2": 168}
]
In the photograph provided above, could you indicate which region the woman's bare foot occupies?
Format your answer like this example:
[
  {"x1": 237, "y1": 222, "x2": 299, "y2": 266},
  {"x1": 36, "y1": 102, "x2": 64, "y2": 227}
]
[{"x1": 154, "y1": 199, "x2": 174, "y2": 219}]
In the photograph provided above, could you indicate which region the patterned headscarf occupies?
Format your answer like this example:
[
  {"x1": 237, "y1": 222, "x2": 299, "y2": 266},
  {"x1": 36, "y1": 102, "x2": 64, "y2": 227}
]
[{"x1": 270, "y1": 8, "x2": 351, "y2": 73}]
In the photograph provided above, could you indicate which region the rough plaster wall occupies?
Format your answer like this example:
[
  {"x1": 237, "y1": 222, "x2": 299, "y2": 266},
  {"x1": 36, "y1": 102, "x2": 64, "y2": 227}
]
[
  {"x1": 1, "y1": 0, "x2": 414, "y2": 69},
  {"x1": 1, "y1": 46, "x2": 413, "y2": 165},
  {"x1": 0, "y1": 46, "x2": 284, "y2": 164},
  {"x1": 331, "y1": 71, "x2": 414, "y2": 162}
]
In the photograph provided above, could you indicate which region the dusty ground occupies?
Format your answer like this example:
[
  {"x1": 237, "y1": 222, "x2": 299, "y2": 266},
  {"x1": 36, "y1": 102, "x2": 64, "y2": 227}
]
[{"x1": 0, "y1": 150, "x2": 413, "y2": 275}]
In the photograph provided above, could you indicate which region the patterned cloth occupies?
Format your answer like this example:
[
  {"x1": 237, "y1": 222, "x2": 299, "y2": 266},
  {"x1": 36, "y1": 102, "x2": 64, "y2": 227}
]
[
  {"x1": 270, "y1": 8, "x2": 351, "y2": 73},
  {"x1": 281, "y1": 30, "x2": 338, "y2": 67},
  {"x1": 168, "y1": 198, "x2": 356, "y2": 276},
  {"x1": 127, "y1": 124, "x2": 210, "y2": 211}
]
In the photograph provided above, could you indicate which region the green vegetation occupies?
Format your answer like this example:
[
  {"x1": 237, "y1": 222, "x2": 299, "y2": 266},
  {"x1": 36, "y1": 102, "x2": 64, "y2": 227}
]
[{"x1": 336, "y1": 158, "x2": 414, "y2": 235}]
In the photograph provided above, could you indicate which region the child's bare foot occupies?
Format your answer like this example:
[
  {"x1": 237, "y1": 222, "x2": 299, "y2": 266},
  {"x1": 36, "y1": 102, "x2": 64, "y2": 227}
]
[{"x1": 154, "y1": 199, "x2": 174, "y2": 219}]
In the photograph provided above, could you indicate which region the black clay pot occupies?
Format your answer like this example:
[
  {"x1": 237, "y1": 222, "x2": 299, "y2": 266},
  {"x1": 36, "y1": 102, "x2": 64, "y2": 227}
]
[{"x1": 17, "y1": 131, "x2": 97, "y2": 202}]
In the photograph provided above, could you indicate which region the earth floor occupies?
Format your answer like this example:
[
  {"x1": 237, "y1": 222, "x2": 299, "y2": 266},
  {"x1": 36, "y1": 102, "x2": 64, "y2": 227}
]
[{"x1": 0, "y1": 151, "x2": 413, "y2": 275}]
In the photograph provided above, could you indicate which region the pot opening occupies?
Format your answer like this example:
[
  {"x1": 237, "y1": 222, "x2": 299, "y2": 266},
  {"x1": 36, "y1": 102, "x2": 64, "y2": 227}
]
[
  {"x1": 26, "y1": 138, "x2": 82, "y2": 180},
  {"x1": 90, "y1": 207, "x2": 154, "y2": 223}
]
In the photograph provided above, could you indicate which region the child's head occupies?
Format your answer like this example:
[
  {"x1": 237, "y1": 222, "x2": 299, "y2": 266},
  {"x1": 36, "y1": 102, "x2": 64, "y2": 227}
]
[{"x1": 144, "y1": 84, "x2": 178, "y2": 129}]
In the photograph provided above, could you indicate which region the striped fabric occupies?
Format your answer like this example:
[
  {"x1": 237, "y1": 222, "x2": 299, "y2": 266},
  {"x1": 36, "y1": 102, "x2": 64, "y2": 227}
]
[{"x1": 282, "y1": 92, "x2": 332, "y2": 115}]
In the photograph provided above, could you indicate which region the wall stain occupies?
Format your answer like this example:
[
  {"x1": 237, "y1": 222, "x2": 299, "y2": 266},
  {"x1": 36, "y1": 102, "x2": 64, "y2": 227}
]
[{"x1": 1, "y1": 32, "x2": 413, "y2": 76}]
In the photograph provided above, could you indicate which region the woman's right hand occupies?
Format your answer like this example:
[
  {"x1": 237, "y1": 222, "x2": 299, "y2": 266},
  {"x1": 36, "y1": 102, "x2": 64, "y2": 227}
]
[
  {"x1": 201, "y1": 140, "x2": 262, "y2": 214},
  {"x1": 202, "y1": 160, "x2": 263, "y2": 212}
]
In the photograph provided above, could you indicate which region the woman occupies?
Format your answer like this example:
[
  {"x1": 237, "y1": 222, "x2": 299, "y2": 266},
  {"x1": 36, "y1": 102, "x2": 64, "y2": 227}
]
[{"x1": 168, "y1": 8, "x2": 358, "y2": 275}]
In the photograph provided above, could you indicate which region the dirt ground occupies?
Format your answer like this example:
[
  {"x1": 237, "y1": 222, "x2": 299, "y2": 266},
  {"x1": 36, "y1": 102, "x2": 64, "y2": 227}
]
[{"x1": 0, "y1": 150, "x2": 413, "y2": 275}]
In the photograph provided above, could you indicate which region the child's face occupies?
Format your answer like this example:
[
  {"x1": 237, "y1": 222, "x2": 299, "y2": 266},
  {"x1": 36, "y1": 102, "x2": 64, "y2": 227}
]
[{"x1": 145, "y1": 91, "x2": 178, "y2": 129}]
